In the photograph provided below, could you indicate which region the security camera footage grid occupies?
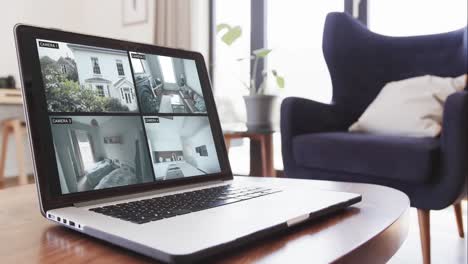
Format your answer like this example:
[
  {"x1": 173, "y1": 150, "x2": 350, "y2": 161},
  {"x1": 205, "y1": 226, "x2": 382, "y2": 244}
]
[{"x1": 37, "y1": 39, "x2": 221, "y2": 194}]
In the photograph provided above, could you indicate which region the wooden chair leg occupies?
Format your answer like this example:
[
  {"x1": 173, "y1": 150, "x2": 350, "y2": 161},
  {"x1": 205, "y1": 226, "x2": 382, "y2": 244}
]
[
  {"x1": 453, "y1": 202, "x2": 465, "y2": 238},
  {"x1": 263, "y1": 134, "x2": 275, "y2": 177},
  {"x1": 12, "y1": 121, "x2": 27, "y2": 185},
  {"x1": 418, "y1": 209, "x2": 431, "y2": 264},
  {"x1": 224, "y1": 137, "x2": 231, "y2": 152},
  {"x1": 260, "y1": 137, "x2": 268, "y2": 177},
  {"x1": 0, "y1": 124, "x2": 11, "y2": 182}
]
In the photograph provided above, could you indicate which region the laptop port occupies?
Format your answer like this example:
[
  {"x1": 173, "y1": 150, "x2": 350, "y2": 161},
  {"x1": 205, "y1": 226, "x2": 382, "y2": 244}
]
[
  {"x1": 69, "y1": 221, "x2": 75, "y2": 227},
  {"x1": 57, "y1": 217, "x2": 61, "y2": 222},
  {"x1": 62, "y1": 219, "x2": 67, "y2": 224}
]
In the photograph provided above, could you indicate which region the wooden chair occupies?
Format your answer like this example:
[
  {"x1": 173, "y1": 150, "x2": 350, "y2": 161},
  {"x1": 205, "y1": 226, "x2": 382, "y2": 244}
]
[{"x1": 0, "y1": 119, "x2": 28, "y2": 185}]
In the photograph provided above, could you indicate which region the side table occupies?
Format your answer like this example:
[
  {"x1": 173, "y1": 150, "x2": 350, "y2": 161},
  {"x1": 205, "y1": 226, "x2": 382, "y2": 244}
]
[{"x1": 223, "y1": 126, "x2": 275, "y2": 177}]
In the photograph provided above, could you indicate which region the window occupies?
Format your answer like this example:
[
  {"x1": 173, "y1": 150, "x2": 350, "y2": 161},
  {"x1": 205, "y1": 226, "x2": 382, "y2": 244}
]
[
  {"x1": 91, "y1": 57, "x2": 101, "y2": 74},
  {"x1": 159, "y1": 56, "x2": 176, "y2": 83},
  {"x1": 61, "y1": 64, "x2": 67, "y2": 74},
  {"x1": 369, "y1": 0, "x2": 467, "y2": 36},
  {"x1": 74, "y1": 130, "x2": 95, "y2": 172},
  {"x1": 96, "y1": 85, "x2": 105, "y2": 97},
  {"x1": 267, "y1": 1, "x2": 344, "y2": 103},
  {"x1": 116, "y1": 60, "x2": 125, "y2": 76},
  {"x1": 213, "y1": 0, "x2": 251, "y2": 124},
  {"x1": 212, "y1": 1, "x2": 345, "y2": 174},
  {"x1": 131, "y1": 58, "x2": 145, "y2": 74}
]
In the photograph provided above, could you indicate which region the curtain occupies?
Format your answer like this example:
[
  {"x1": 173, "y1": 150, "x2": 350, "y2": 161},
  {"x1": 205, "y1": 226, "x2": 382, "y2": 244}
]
[{"x1": 154, "y1": 0, "x2": 192, "y2": 49}]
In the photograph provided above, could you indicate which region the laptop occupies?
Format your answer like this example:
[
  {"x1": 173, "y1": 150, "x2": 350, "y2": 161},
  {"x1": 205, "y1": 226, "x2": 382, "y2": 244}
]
[{"x1": 14, "y1": 24, "x2": 361, "y2": 263}]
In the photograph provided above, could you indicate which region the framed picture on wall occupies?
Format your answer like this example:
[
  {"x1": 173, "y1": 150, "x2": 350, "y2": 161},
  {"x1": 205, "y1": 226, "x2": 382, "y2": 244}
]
[
  {"x1": 122, "y1": 0, "x2": 148, "y2": 26},
  {"x1": 104, "y1": 136, "x2": 122, "y2": 144},
  {"x1": 196, "y1": 145, "x2": 208, "y2": 156}
]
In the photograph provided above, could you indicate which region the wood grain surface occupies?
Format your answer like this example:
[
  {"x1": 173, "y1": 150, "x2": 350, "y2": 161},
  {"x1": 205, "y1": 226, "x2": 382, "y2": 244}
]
[{"x1": 0, "y1": 177, "x2": 410, "y2": 263}]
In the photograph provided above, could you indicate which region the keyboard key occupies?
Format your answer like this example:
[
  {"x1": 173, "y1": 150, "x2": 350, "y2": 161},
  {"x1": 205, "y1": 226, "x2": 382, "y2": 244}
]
[{"x1": 172, "y1": 209, "x2": 191, "y2": 215}]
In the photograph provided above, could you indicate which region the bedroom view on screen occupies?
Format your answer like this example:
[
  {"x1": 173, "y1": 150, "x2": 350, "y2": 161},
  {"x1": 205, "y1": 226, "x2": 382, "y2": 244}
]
[{"x1": 49, "y1": 116, "x2": 153, "y2": 194}]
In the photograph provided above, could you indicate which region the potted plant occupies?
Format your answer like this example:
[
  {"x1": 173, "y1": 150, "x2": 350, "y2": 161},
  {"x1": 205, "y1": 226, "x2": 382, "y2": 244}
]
[{"x1": 217, "y1": 24, "x2": 285, "y2": 131}]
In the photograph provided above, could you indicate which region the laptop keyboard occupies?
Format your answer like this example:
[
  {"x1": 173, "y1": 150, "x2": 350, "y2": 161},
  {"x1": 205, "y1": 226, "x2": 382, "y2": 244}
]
[{"x1": 89, "y1": 185, "x2": 281, "y2": 224}]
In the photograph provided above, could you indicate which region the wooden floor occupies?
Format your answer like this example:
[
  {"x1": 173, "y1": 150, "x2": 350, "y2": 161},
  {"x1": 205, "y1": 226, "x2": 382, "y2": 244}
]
[
  {"x1": 0, "y1": 176, "x2": 466, "y2": 263},
  {"x1": 389, "y1": 201, "x2": 467, "y2": 264},
  {"x1": 0, "y1": 175, "x2": 34, "y2": 189}
]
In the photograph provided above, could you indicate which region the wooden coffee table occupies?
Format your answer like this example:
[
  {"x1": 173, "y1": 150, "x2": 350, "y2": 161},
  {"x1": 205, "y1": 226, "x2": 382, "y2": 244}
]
[{"x1": 0, "y1": 177, "x2": 410, "y2": 263}]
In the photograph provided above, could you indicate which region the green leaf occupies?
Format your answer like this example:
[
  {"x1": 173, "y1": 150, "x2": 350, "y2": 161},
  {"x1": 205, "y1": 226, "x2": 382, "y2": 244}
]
[
  {"x1": 236, "y1": 55, "x2": 255, "y2": 61},
  {"x1": 240, "y1": 80, "x2": 250, "y2": 90},
  {"x1": 221, "y1": 26, "x2": 242, "y2": 46},
  {"x1": 275, "y1": 76, "x2": 285, "y2": 88},
  {"x1": 271, "y1": 69, "x2": 284, "y2": 88},
  {"x1": 253, "y1": 48, "x2": 272, "y2": 58},
  {"x1": 216, "y1": 23, "x2": 231, "y2": 33}
]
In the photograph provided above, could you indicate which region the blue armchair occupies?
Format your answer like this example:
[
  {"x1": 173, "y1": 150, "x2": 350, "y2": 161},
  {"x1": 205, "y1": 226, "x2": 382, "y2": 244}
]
[{"x1": 281, "y1": 12, "x2": 467, "y2": 264}]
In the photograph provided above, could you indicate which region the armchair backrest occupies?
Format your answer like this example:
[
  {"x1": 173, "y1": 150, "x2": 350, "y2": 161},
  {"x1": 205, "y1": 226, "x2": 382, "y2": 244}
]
[{"x1": 323, "y1": 12, "x2": 467, "y2": 118}]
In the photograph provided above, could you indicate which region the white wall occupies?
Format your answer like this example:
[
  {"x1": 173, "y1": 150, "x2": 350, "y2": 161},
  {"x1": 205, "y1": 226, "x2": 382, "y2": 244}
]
[
  {"x1": 2, "y1": 0, "x2": 209, "y2": 86},
  {"x1": 80, "y1": 0, "x2": 156, "y2": 44},
  {"x1": 146, "y1": 117, "x2": 184, "y2": 152},
  {"x1": 184, "y1": 59, "x2": 203, "y2": 95},
  {"x1": 190, "y1": 0, "x2": 210, "y2": 65},
  {"x1": 100, "y1": 117, "x2": 141, "y2": 166},
  {"x1": 0, "y1": 0, "x2": 209, "y2": 178},
  {"x1": 1, "y1": 0, "x2": 157, "y2": 85},
  {"x1": 148, "y1": 132, "x2": 183, "y2": 152},
  {"x1": 1, "y1": 0, "x2": 84, "y2": 84},
  {"x1": 183, "y1": 125, "x2": 220, "y2": 174},
  {"x1": 80, "y1": 0, "x2": 207, "y2": 65}
]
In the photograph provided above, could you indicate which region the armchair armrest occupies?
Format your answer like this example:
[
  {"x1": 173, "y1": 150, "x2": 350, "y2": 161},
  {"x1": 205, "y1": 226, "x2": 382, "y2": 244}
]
[
  {"x1": 280, "y1": 97, "x2": 349, "y2": 175},
  {"x1": 424, "y1": 91, "x2": 468, "y2": 209},
  {"x1": 280, "y1": 97, "x2": 348, "y2": 137}
]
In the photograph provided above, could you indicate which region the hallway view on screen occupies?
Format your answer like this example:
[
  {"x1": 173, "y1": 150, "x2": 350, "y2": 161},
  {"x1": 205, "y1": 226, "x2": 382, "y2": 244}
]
[
  {"x1": 144, "y1": 116, "x2": 221, "y2": 180},
  {"x1": 130, "y1": 52, "x2": 207, "y2": 114}
]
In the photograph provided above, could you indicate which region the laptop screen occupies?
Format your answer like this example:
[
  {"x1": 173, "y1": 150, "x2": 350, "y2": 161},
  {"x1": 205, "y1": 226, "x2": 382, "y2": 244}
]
[{"x1": 36, "y1": 39, "x2": 222, "y2": 194}]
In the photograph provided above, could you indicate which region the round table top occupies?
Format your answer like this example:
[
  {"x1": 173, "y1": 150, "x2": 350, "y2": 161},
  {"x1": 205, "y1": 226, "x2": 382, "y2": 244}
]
[{"x1": 0, "y1": 177, "x2": 410, "y2": 263}]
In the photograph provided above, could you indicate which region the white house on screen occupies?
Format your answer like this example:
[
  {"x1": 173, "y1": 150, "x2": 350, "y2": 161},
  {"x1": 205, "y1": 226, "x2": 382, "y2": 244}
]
[{"x1": 67, "y1": 44, "x2": 138, "y2": 111}]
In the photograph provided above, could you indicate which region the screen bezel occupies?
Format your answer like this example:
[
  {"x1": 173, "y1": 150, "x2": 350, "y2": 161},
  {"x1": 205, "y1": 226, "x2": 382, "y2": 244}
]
[{"x1": 15, "y1": 24, "x2": 233, "y2": 214}]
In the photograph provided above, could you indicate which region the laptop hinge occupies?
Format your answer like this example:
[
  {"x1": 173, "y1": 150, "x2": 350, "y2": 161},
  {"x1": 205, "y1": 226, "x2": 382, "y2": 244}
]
[{"x1": 74, "y1": 179, "x2": 228, "y2": 207}]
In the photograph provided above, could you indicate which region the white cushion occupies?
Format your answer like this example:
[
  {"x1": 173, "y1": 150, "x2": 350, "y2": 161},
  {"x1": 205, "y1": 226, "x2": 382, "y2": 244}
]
[{"x1": 349, "y1": 74, "x2": 467, "y2": 137}]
